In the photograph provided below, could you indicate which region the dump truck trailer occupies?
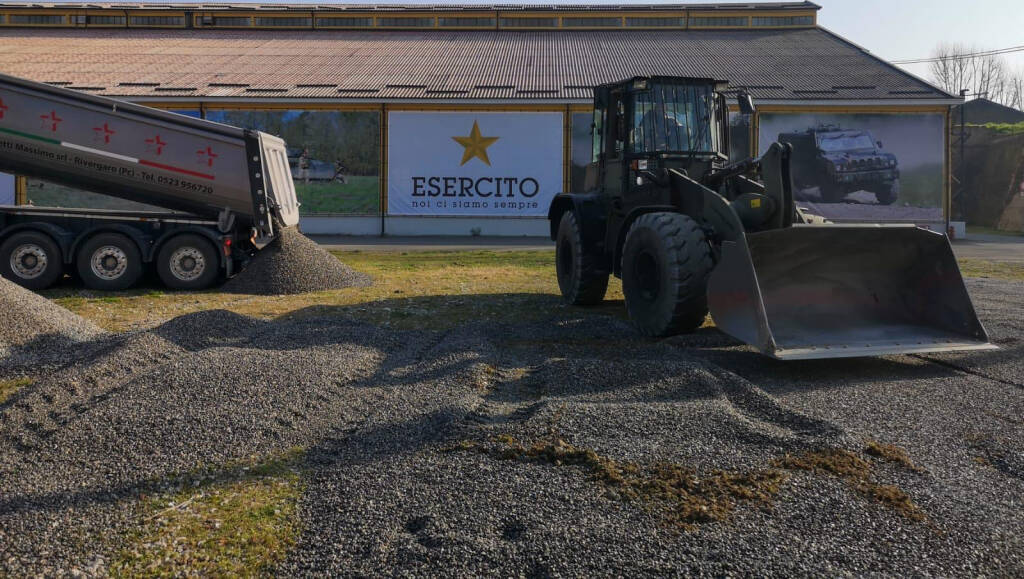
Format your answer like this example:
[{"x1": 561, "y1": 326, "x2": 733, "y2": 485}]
[
  {"x1": 0, "y1": 72, "x2": 299, "y2": 290},
  {"x1": 549, "y1": 76, "x2": 995, "y2": 360}
]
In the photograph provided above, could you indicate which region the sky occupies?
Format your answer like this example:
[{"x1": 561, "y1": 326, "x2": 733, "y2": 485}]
[{"x1": 811, "y1": 0, "x2": 1024, "y2": 81}]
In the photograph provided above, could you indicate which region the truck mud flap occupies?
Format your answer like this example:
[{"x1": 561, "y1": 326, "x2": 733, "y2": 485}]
[{"x1": 706, "y1": 225, "x2": 996, "y2": 360}]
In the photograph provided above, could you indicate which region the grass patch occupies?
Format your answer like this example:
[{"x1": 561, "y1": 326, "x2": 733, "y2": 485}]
[
  {"x1": 45, "y1": 249, "x2": 624, "y2": 333},
  {"x1": 294, "y1": 176, "x2": 379, "y2": 215},
  {"x1": 40, "y1": 247, "x2": 1014, "y2": 334},
  {"x1": 776, "y1": 449, "x2": 925, "y2": 521},
  {"x1": 958, "y1": 258, "x2": 1024, "y2": 281},
  {"x1": 112, "y1": 449, "x2": 304, "y2": 577},
  {"x1": 972, "y1": 122, "x2": 1024, "y2": 135},
  {"x1": 452, "y1": 434, "x2": 787, "y2": 529},
  {"x1": 0, "y1": 377, "x2": 32, "y2": 404}
]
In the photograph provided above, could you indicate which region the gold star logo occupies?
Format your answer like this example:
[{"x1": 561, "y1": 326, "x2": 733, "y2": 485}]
[{"x1": 452, "y1": 120, "x2": 499, "y2": 166}]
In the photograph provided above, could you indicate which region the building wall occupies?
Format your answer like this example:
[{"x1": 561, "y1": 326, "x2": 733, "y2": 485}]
[{"x1": 17, "y1": 99, "x2": 952, "y2": 235}]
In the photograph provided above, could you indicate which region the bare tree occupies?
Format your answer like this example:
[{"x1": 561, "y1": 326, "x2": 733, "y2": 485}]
[
  {"x1": 1006, "y1": 69, "x2": 1024, "y2": 111},
  {"x1": 928, "y1": 42, "x2": 1015, "y2": 107},
  {"x1": 971, "y1": 52, "x2": 1009, "y2": 103},
  {"x1": 930, "y1": 42, "x2": 974, "y2": 96}
]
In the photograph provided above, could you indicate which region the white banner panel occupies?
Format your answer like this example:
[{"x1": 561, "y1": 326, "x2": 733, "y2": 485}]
[{"x1": 388, "y1": 111, "x2": 563, "y2": 216}]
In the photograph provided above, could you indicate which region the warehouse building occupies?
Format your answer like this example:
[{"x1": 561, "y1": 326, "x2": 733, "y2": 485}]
[{"x1": 0, "y1": 1, "x2": 961, "y2": 236}]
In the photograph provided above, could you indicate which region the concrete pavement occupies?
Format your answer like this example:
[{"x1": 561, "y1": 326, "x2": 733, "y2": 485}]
[{"x1": 951, "y1": 233, "x2": 1024, "y2": 263}]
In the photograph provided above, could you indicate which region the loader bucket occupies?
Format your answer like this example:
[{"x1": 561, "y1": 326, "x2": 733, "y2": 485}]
[{"x1": 707, "y1": 225, "x2": 996, "y2": 360}]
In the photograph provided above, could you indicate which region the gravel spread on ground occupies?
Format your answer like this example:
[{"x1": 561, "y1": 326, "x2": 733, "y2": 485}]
[
  {"x1": 221, "y1": 227, "x2": 372, "y2": 295},
  {"x1": 1, "y1": 279, "x2": 1022, "y2": 576}
]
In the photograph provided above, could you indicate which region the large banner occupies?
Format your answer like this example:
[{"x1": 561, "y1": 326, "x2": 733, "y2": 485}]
[
  {"x1": 388, "y1": 111, "x2": 563, "y2": 216},
  {"x1": 206, "y1": 110, "x2": 380, "y2": 215},
  {"x1": 758, "y1": 112, "x2": 945, "y2": 223}
]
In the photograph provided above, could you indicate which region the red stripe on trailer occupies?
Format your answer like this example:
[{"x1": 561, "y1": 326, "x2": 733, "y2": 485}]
[{"x1": 139, "y1": 159, "x2": 215, "y2": 180}]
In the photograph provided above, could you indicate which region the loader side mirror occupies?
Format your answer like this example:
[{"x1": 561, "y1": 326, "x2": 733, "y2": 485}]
[{"x1": 737, "y1": 91, "x2": 756, "y2": 115}]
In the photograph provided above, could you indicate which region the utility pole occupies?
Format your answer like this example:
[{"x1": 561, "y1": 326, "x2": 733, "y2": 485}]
[{"x1": 954, "y1": 89, "x2": 986, "y2": 222}]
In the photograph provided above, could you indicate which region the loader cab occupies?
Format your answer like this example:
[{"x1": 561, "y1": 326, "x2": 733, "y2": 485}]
[{"x1": 586, "y1": 77, "x2": 730, "y2": 198}]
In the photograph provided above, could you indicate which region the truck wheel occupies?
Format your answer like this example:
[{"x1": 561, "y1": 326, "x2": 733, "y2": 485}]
[
  {"x1": 76, "y1": 233, "x2": 142, "y2": 291},
  {"x1": 156, "y1": 234, "x2": 219, "y2": 290},
  {"x1": 876, "y1": 180, "x2": 899, "y2": 205},
  {"x1": 621, "y1": 212, "x2": 712, "y2": 336},
  {"x1": 0, "y1": 231, "x2": 64, "y2": 290},
  {"x1": 556, "y1": 211, "x2": 608, "y2": 305}
]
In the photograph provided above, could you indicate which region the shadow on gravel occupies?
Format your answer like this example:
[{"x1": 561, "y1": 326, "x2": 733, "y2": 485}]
[
  {"x1": 691, "y1": 350, "x2": 966, "y2": 394},
  {"x1": 0, "y1": 409, "x2": 464, "y2": 519}
]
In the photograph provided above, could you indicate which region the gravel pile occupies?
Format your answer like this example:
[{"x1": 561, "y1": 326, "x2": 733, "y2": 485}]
[
  {"x1": 1, "y1": 279, "x2": 1022, "y2": 576},
  {"x1": 0, "y1": 276, "x2": 103, "y2": 351},
  {"x1": 221, "y1": 227, "x2": 371, "y2": 295}
]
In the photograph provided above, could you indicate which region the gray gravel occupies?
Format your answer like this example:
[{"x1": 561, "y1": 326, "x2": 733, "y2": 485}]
[
  {"x1": 0, "y1": 276, "x2": 103, "y2": 350},
  {"x1": 222, "y1": 227, "x2": 372, "y2": 295},
  {"x1": 1, "y1": 278, "x2": 1022, "y2": 576}
]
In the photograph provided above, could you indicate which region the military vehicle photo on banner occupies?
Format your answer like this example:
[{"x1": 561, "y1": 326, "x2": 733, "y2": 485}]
[
  {"x1": 205, "y1": 110, "x2": 380, "y2": 215},
  {"x1": 759, "y1": 112, "x2": 945, "y2": 223},
  {"x1": 388, "y1": 111, "x2": 563, "y2": 217}
]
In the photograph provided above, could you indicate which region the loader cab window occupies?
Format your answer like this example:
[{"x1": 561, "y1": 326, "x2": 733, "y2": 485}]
[
  {"x1": 612, "y1": 96, "x2": 626, "y2": 158},
  {"x1": 630, "y1": 83, "x2": 715, "y2": 154}
]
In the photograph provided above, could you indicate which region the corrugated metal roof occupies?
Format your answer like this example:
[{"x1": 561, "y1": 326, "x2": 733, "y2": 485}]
[
  {"x1": 0, "y1": 27, "x2": 952, "y2": 101},
  {"x1": 0, "y1": 2, "x2": 820, "y2": 12}
]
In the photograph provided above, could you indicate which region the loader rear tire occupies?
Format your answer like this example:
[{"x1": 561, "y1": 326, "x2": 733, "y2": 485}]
[
  {"x1": 621, "y1": 212, "x2": 712, "y2": 336},
  {"x1": 555, "y1": 211, "x2": 609, "y2": 305}
]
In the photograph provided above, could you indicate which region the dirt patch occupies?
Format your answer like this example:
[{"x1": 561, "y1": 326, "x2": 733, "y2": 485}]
[
  {"x1": 222, "y1": 228, "x2": 371, "y2": 295},
  {"x1": 865, "y1": 440, "x2": 924, "y2": 472},
  {"x1": 452, "y1": 433, "x2": 788, "y2": 529},
  {"x1": 776, "y1": 449, "x2": 925, "y2": 521}
]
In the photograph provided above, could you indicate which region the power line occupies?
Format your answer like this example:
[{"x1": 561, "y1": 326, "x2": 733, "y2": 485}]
[{"x1": 891, "y1": 44, "x2": 1024, "y2": 65}]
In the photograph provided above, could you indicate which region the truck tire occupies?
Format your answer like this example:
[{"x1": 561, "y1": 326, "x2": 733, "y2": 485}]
[
  {"x1": 76, "y1": 232, "x2": 143, "y2": 291},
  {"x1": 0, "y1": 231, "x2": 64, "y2": 290},
  {"x1": 556, "y1": 211, "x2": 608, "y2": 305},
  {"x1": 156, "y1": 234, "x2": 219, "y2": 290},
  {"x1": 621, "y1": 212, "x2": 712, "y2": 336},
  {"x1": 876, "y1": 180, "x2": 899, "y2": 205}
]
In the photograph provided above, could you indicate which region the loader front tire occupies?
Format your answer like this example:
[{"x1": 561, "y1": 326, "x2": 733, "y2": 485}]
[
  {"x1": 621, "y1": 212, "x2": 712, "y2": 336},
  {"x1": 555, "y1": 211, "x2": 609, "y2": 305}
]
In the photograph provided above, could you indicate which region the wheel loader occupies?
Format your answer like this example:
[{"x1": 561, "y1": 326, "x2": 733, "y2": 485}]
[{"x1": 548, "y1": 76, "x2": 995, "y2": 360}]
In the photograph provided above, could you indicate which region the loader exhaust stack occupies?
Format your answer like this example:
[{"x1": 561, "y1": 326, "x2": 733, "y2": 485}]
[{"x1": 708, "y1": 225, "x2": 996, "y2": 360}]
